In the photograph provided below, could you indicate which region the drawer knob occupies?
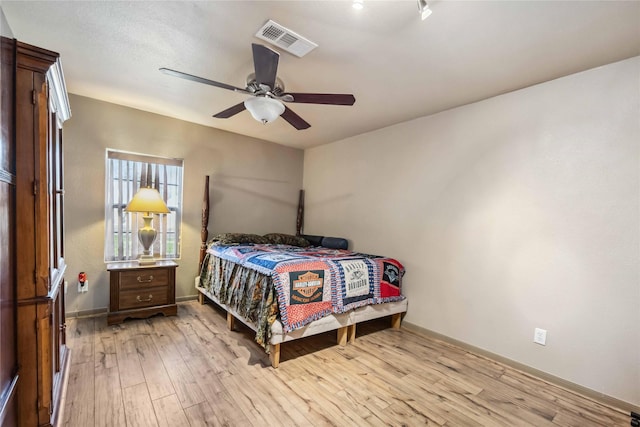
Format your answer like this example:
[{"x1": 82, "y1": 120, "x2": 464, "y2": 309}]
[
  {"x1": 136, "y1": 294, "x2": 153, "y2": 303},
  {"x1": 136, "y1": 275, "x2": 154, "y2": 283}
]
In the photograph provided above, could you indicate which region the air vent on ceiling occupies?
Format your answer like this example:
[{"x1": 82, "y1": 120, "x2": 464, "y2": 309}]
[{"x1": 255, "y1": 20, "x2": 318, "y2": 58}]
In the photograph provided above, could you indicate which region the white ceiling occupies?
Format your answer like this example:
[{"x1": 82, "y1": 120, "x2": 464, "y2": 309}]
[{"x1": 2, "y1": 1, "x2": 639, "y2": 149}]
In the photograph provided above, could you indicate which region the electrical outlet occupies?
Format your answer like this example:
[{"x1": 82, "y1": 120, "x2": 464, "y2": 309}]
[
  {"x1": 534, "y1": 328, "x2": 547, "y2": 346},
  {"x1": 78, "y1": 280, "x2": 89, "y2": 293}
]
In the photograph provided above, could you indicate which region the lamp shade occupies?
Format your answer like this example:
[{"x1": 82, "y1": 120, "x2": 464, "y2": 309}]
[
  {"x1": 125, "y1": 187, "x2": 170, "y2": 214},
  {"x1": 244, "y1": 96, "x2": 285, "y2": 124}
]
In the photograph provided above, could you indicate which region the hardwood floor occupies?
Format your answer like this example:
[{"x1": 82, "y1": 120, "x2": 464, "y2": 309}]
[{"x1": 61, "y1": 301, "x2": 629, "y2": 426}]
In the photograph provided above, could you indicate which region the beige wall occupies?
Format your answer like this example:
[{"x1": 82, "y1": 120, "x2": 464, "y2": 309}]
[
  {"x1": 303, "y1": 57, "x2": 639, "y2": 406},
  {"x1": 64, "y1": 94, "x2": 303, "y2": 315},
  {"x1": 0, "y1": 7, "x2": 12, "y2": 37}
]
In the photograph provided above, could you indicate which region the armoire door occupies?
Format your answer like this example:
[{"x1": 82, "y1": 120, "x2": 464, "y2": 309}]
[
  {"x1": 14, "y1": 40, "x2": 70, "y2": 427},
  {"x1": 0, "y1": 36, "x2": 19, "y2": 427}
]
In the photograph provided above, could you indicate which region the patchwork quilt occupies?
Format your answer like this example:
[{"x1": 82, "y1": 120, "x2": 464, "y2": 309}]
[{"x1": 204, "y1": 244, "x2": 404, "y2": 334}]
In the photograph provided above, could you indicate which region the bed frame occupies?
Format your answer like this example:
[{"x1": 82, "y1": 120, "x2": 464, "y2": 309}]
[{"x1": 196, "y1": 177, "x2": 408, "y2": 368}]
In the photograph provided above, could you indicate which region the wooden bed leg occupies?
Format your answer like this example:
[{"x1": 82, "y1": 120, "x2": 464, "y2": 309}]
[
  {"x1": 347, "y1": 324, "x2": 356, "y2": 343},
  {"x1": 337, "y1": 326, "x2": 348, "y2": 346},
  {"x1": 269, "y1": 344, "x2": 280, "y2": 368},
  {"x1": 227, "y1": 312, "x2": 235, "y2": 331},
  {"x1": 198, "y1": 292, "x2": 204, "y2": 305},
  {"x1": 391, "y1": 313, "x2": 402, "y2": 329}
]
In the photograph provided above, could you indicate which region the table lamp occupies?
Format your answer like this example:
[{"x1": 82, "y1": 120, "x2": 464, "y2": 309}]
[{"x1": 125, "y1": 187, "x2": 170, "y2": 265}]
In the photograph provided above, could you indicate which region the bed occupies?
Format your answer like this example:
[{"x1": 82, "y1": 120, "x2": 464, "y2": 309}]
[{"x1": 195, "y1": 177, "x2": 408, "y2": 368}]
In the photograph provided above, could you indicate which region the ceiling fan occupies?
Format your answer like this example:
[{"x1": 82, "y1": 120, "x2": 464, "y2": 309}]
[{"x1": 160, "y1": 43, "x2": 356, "y2": 130}]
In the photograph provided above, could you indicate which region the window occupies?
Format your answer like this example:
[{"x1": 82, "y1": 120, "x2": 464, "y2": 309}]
[{"x1": 105, "y1": 150, "x2": 183, "y2": 262}]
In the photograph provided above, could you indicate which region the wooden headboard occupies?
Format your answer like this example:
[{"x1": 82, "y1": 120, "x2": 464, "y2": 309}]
[{"x1": 198, "y1": 176, "x2": 305, "y2": 271}]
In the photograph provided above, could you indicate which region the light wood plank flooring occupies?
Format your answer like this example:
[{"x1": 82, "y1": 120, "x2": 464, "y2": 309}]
[{"x1": 61, "y1": 301, "x2": 629, "y2": 426}]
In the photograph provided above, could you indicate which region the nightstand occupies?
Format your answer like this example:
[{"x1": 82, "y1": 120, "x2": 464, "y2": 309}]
[{"x1": 106, "y1": 260, "x2": 178, "y2": 325}]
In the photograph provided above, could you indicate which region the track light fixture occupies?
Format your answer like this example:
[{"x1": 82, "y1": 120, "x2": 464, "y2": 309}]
[{"x1": 417, "y1": 0, "x2": 432, "y2": 20}]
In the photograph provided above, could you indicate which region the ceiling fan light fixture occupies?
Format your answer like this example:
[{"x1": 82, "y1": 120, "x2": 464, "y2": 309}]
[
  {"x1": 417, "y1": 0, "x2": 432, "y2": 20},
  {"x1": 352, "y1": 0, "x2": 364, "y2": 10},
  {"x1": 244, "y1": 96, "x2": 285, "y2": 124}
]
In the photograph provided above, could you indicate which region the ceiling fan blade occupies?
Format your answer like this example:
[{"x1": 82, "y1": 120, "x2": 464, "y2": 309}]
[
  {"x1": 213, "y1": 102, "x2": 246, "y2": 119},
  {"x1": 282, "y1": 93, "x2": 356, "y2": 106},
  {"x1": 281, "y1": 106, "x2": 311, "y2": 130},
  {"x1": 252, "y1": 44, "x2": 279, "y2": 90},
  {"x1": 160, "y1": 68, "x2": 249, "y2": 94}
]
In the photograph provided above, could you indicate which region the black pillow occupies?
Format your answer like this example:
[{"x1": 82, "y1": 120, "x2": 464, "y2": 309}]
[
  {"x1": 321, "y1": 237, "x2": 348, "y2": 250},
  {"x1": 300, "y1": 234, "x2": 324, "y2": 247}
]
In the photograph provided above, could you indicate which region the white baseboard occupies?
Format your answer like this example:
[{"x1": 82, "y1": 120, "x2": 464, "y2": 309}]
[
  {"x1": 65, "y1": 307, "x2": 107, "y2": 318},
  {"x1": 65, "y1": 296, "x2": 198, "y2": 318}
]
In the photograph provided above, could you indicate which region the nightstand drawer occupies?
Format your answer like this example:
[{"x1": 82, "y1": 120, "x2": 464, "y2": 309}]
[
  {"x1": 118, "y1": 269, "x2": 169, "y2": 290},
  {"x1": 119, "y1": 286, "x2": 169, "y2": 310}
]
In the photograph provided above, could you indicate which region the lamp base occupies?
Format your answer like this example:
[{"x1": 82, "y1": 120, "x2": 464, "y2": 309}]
[
  {"x1": 137, "y1": 214, "x2": 158, "y2": 265},
  {"x1": 137, "y1": 254, "x2": 156, "y2": 265}
]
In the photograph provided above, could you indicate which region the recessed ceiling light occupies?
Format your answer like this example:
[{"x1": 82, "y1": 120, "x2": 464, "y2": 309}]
[
  {"x1": 417, "y1": 0, "x2": 432, "y2": 20},
  {"x1": 353, "y1": 0, "x2": 364, "y2": 10}
]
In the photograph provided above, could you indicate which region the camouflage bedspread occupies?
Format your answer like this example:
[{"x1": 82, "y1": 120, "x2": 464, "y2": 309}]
[
  {"x1": 198, "y1": 243, "x2": 405, "y2": 350},
  {"x1": 199, "y1": 253, "x2": 277, "y2": 349}
]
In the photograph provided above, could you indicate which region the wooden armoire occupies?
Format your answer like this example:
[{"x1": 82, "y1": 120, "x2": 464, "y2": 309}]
[
  {"x1": 1, "y1": 36, "x2": 19, "y2": 427},
  {"x1": 0, "y1": 38, "x2": 71, "y2": 427}
]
